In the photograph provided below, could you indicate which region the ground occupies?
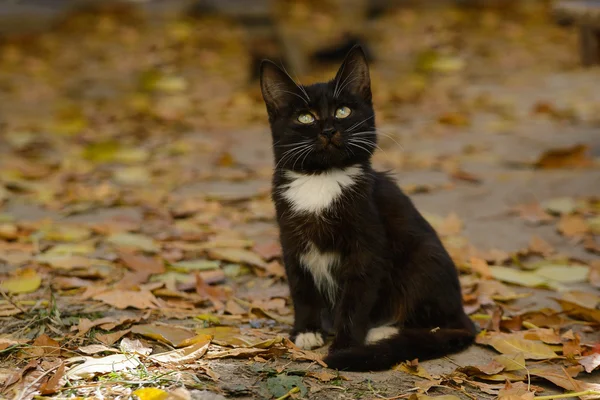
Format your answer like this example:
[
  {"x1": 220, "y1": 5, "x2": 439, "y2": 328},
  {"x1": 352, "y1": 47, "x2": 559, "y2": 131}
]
[{"x1": 0, "y1": 2, "x2": 599, "y2": 400}]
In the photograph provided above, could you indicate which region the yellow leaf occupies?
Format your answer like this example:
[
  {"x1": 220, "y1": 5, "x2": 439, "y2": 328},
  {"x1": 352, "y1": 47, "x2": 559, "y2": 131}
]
[
  {"x1": 489, "y1": 266, "x2": 547, "y2": 287},
  {"x1": 132, "y1": 388, "x2": 169, "y2": 400},
  {"x1": 489, "y1": 335, "x2": 557, "y2": 360},
  {"x1": 494, "y1": 353, "x2": 526, "y2": 371},
  {"x1": 0, "y1": 268, "x2": 42, "y2": 294}
]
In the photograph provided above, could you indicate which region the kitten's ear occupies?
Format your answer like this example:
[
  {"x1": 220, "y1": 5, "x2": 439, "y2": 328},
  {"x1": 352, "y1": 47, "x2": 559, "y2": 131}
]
[
  {"x1": 260, "y1": 61, "x2": 305, "y2": 113},
  {"x1": 334, "y1": 45, "x2": 371, "y2": 101}
]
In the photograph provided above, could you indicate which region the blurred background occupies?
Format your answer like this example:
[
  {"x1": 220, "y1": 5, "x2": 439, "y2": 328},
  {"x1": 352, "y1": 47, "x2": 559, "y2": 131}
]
[{"x1": 0, "y1": 0, "x2": 598, "y2": 221}]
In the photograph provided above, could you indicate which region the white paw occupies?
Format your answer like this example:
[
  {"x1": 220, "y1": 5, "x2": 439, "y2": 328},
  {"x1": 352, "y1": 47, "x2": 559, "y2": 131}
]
[
  {"x1": 294, "y1": 332, "x2": 324, "y2": 350},
  {"x1": 366, "y1": 326, "x2": 399, "y2": 344}
]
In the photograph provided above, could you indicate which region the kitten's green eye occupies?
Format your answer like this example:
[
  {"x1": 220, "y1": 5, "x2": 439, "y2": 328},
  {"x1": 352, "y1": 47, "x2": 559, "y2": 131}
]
[
  {"x1": 335, "y1": 106, "x2": 351, "y2": 119},
  {"x1": 297, "y1": 113, "x2": 315, "y2": 124}
]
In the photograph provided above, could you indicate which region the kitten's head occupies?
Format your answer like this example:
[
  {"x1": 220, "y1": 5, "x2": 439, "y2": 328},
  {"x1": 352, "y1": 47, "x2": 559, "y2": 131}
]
[{"x1": 260, "y1": 46, "x2": 376, "y2": 173}]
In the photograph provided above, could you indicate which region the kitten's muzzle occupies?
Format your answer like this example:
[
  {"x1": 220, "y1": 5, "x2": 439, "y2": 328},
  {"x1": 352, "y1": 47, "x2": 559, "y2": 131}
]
[{"x1": 319, "y1": 129, "x2": 343, "y2": 148}]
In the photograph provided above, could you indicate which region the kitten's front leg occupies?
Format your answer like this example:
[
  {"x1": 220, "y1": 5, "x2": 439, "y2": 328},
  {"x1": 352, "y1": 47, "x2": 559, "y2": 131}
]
[
  {"x1": 330, "y1": 257, "x2": 381, "y2": 352},
  {"x1": 284, "y1": 254, "x2": 326, "y2": 350}
]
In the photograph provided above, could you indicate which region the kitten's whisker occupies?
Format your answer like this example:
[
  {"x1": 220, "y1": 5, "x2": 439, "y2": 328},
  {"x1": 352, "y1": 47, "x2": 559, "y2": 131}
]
[
  {"x1": 280, "y1": 63, "x2": 311, "y2": 103},
  {"x1": 337, "y1": 75, "x2": 360, "y2": 98},
  {"x1": 352, "y1": 130, "x2": 404, "y2": 151},
  {"x1": 350, "y1": 138, "x2": 384, "y2": 154},
  {"x1": 275, "y1": 143, "x2": 313, "y2": 170},
  {"x1": 346, "y1": 115, "x2": 375, "y2": 133},
  {"x1": 276, "y1": 140, "x2": 312, "y2": 148},
  {"x1": 291, "y1": 145, "x2": 314, "y2": 170},
  {"x1": 299, "y1": 148, "x2": 314, "y2": 170},
  {"x1": 334, "y1": 64, "x2": 357, "y2": 98},
  {"x1": 347, "y1": 141, "x2": 374, "y2": 155},
  {"x1": 333, "y1": 62, "x2": 347, "y2": 99}
]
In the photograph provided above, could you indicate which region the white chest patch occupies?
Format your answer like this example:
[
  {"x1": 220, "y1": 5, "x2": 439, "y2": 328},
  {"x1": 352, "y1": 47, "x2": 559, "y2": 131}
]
[
  {"x1": 300, "y1": 242, "x2": 340, "y2": 300},
  {"x1": 281, "y1": 165, "x2": 362, "y2": 214}
]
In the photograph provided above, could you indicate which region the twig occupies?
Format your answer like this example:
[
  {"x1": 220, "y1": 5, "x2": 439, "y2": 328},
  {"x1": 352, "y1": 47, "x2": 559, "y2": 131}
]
[
  {"x1": 275, "y1": 386, "x2": 299, "y2": 400},
  {"x1": 535, "y1": 391, "x2": 600, "y2": 400},
  {"x1": 0, "y1": 288, "x2": 26, "y2": 314}
]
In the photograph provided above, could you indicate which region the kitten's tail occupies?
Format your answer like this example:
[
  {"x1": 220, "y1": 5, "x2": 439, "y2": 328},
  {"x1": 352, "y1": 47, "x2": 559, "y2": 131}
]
[{"x1": 323, "y1": 327, "x2": 475, "y2": 372}]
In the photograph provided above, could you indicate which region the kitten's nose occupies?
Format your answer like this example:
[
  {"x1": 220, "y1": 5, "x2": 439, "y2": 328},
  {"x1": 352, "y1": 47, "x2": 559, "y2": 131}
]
[{"x1": 321, "y1": 128, "x2": 336, "y2": 139}]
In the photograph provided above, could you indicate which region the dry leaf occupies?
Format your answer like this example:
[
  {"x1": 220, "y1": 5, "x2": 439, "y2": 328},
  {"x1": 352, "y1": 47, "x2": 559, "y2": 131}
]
[
  {"x1": 512, "y1": 203, "x2": 554, "y2": 225},
  {"x1": 488, "y1": 334, "x2": 557, "y2": 360},
  {"x1": 557, "y1": 215, "x2": 590, "y2": 237},
  {"x1": 553, "y1": 298, "x2": 600, "y2": 323},
  {"x1": 96, "y1": 329, "x2": 131, "y2": 346},
  {"x1": 149, "y1": 340, "x2": 210, "y2": 365},
  {"x1": 535, "y1": 144, "x2": 592, "y2": 169},
  {"x1": 579, "y1": 353, "x2": 600, "y2": 373},
  {"x1": 528, "y1": 236, "x2": 554, "y2": 256},
  {"x1": 39, "y1": 362, "x2": 65, "y2": 395},
  {"x1": 208, "y1": 248, "x2": 267, "y2": 268},
  {"x1": 119, "y1": 251, "x2": 165, "y2": 274},
  {"x1": 93, "y1": 289, "x2": 161, "y2": 309},
  {"x1": 0, "y1": 268, "x2": 42, "y2": 294},
  {"x1": 66, "y1": 354, "x2": 142, "y2": 379},
  {"x1": 131, "y1": 324, "x2": 195, "y2": 347},
  {"x1": 307, "y1": 370, "x2": 337, "y2": 382}
]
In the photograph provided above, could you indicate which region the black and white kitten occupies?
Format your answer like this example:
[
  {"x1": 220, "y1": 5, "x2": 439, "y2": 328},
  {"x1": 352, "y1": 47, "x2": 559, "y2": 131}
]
[{"x1": 260, "y1": 46, "x2": 476, "y2": 371}]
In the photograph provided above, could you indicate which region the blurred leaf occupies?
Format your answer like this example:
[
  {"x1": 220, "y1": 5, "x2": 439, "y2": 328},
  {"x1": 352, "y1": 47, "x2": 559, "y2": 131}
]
[
  {"x1": 132, "y1": 388, "x2": 169, "y2": 400},
  {"x1": 534, "y1": 264, "x2": 589, "y2": 284},
  {"x1": 208, "y1": 248, "x2": 267, "y2": 269},
  {"x1": 534, "y1": 144, "x2": 592, "y2": 169},
  {"x1": 0, "y1": 268, "x2": 42, "y2": 294},
  {"x1": 557, "y1": 215, "x2": 589, "y2": 237},
  {"x1": 92, "y1": 289, "x2": 161, "y2": 309},
  {"x1": 489, "y1": 266, "x2": 547, "y2": 287},
  {"x1": 46, "y1": 242, "x2": 96, "y2": 255},
  {"x1": 107, "y1": 233, "x2": 160, "y2": 253},
  {"x1": 542, "y1": 197, "x2": 578, "y2": 215},
  {"x1": 171, "y1": 259, "x2": 220, "y2": 271},
  {"x1": 553, "y1": 298, "x2": 600, "y2": 323},
  {"x1": 82, "y1": 141, "x2": 120, "y2": 163},
  {"x1": 35, "y1": 254, "x2": 92, "y2": 269}
]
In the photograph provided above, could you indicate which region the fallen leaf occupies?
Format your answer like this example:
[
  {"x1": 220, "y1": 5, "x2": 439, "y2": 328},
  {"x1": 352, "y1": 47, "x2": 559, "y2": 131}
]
[
  {"x1": 558, "y1": 215, "x2": 590, "y2": 237},
  {"x1": 205, "y1": 347, "x2": 268, "y2": 359},
  {"x1": 195, "y1": 272, "x2": 227, "y2": 309},
  {"x1": 78, "y1": 344, "x2": 118, "y2": 355},
  {"x1": 396, "y1": 361, "x2": 434, "y2": 380},
  {"x1": 107, "y1": 233, "x2": 160, "y2": 253},
  {"x1": 494, "y1": 353, "x2": 526, "y2": 371},
  {"x1": 0, "y1": 268, "x2": 42, "y2": 294},
  {"x1": 512, "y1": 203, "x2": 554, "y2": 225},
  {"x1": 438, "y1": 112, "x2": 470, "y2": 126},
  {"x1": 469, "y1": 257, "x2": 492, "y2": 279},
  {"x1": 553, "y1": 298, "x2": 600, "y2": 323},
  {"x1": 488, "y1": 335, "x2": 558, "y2": 360},
  {"x1": 120, "y1": 338, "x2": 152, "y2": 356},
  {"x1": 534, "y1": 144, "x2": 592, "y2": 169},
  {"x1": 171, "y1": 259, "x2": 220, "y2": 271},
  {"x1": 35, "y1": 254, "x2": 92, "y2": 270},
  {"x1": 66, "y1": 354, "x2": 142, "y2": 379},
  {"x1": 96, "y1": 329, "x2": 131, "y2": 346},
  {"x1": 149, "y1": 340, "x2": 210, "y2": 365},
  {"x1": 132, "y1": 388, "x2": 169, "y2": 400},
  {"x1": 497, "y1": 381, "x2": 535, "y2": 400},
  {"x1": 92, "y1": 289, "x2": 161, "y2": 309},
  {"x1": 579, "y1": 353, "x2": 600, "y2": 373},
  {"x1": 131, "y1": 324, "x2": 195, "y2": 347},
  {"x1": 542, "y1": 197, "x2": 578, "y2": 215},
  {"x1": 528, "y1": 236, "x2": 554, "y2": 256},
  {"x1": 119, "y1": 251, "x2": 165, "y2": 274},
  {"x1": 534, "y1": 264, "x2": 590, "y2": 284},
  {"x1": 489, "y1": 266, "x2": 547, "y2": 287},
  {"x1": 39, "y1": 362, "x2": 65, "y2": 395},
  {"x1": 208, "y1": 248, "x2": 267, "y2": 269},
  {"x1": 530, "y1": 366, "x2": 600, "y2": 396},
  {"x1": 307, "y1": 370, "x2": 337, "y2": 382}
]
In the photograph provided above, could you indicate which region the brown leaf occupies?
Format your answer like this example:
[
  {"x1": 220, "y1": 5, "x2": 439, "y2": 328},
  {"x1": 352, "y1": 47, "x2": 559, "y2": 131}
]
[
  {"x1": 307, "y1": 370, "x2": 337, "y2": 382},
  {"x1": 497, "y1": 381, "x2": 535, "y2": 400},
  {"x1": 557, "y1": 215, "x2": 589, "y2": 238},
  {"x1": 92, "y1": 289, "x2": 162, "y2": 310},
  {"x1": 534, "y1": 144, "x2": 592, "y2": 169},
  {"x1": 438, "y1": 213, "x2": 463, "y2": 236},
  {"x1": 25, "y1": 334, "x2": 61, "y2": 358},
  {"x1": 149, "y1": 340, "x2": 211, "y2": 365},
  {"x1": 195, "y1": 272, "x2": 227, "y2": 309},
  {"x1": 553, "y1": 298, "x2": 600, "y2": 323},
  {"x1": 512, "y1": 203, "x2": 554, "y2": 225},
  {"x1": 528, "y1": 235, "x2": 555, "y2": 256},
  {"x1": 438, "y1": 111, "x2": 470, "y2": 126},
  {"x1": 522, "y1": 328, "x2": 562, "y2": 344},
  {"x1": 450, "y1": 169, "x2": 482, "y2": 184},
  {"x1": 119, "y1": 251, "x2": 165, "y2": 274},
  {"x1": 225, "y1": 299, "x2": 247, "y2": 315},
  {"x1": 207, "y1": 248, "x2": 267, "y2": 269},
  {"x1": 469, "y1": 257, "x2": 492, "y2": 279},
  {"x1": 530, "y1": 366, "x2": 600, "y2": 395},
  {"x1": 131, "y1": 324, "x2": 195, "y2": 347},
  {"x1": 205, "y1": 347, "x2": 268, "y2": 359},
  {"x1": 253, "y1": 241, "x2": 282, "y2": 260},
  {"x1": 39, "y1": 362, "x2": 65, "y2": 395},
  {"x1": 264, "y1": 261, "x2": 286, "y2": 278},
  {"x1": 579, "y1": 353, "x2": 600, "y2": 373},
  {"x1": 75, "y1": 316, "x2": 141, "y2": 336}
]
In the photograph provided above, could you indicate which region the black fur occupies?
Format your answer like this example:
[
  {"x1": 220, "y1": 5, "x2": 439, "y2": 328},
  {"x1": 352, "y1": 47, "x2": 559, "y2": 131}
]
[{"x1": 260, "y1": 46, "x2": 476, "y2": 372}]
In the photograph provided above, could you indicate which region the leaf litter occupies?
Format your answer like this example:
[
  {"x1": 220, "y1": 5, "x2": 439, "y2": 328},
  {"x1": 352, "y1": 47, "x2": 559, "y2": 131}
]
[{"x1": 0, "y1": 2, "x2": 599, "y2": 400}]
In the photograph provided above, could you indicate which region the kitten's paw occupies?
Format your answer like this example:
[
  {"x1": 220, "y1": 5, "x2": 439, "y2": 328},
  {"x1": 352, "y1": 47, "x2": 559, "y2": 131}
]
[
  {"x1": 294, "y1": 332, "x2": 325, "y2": 350},
  {"x1": 365, "y1": 326, "x2": 399, "y2": 344}
]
